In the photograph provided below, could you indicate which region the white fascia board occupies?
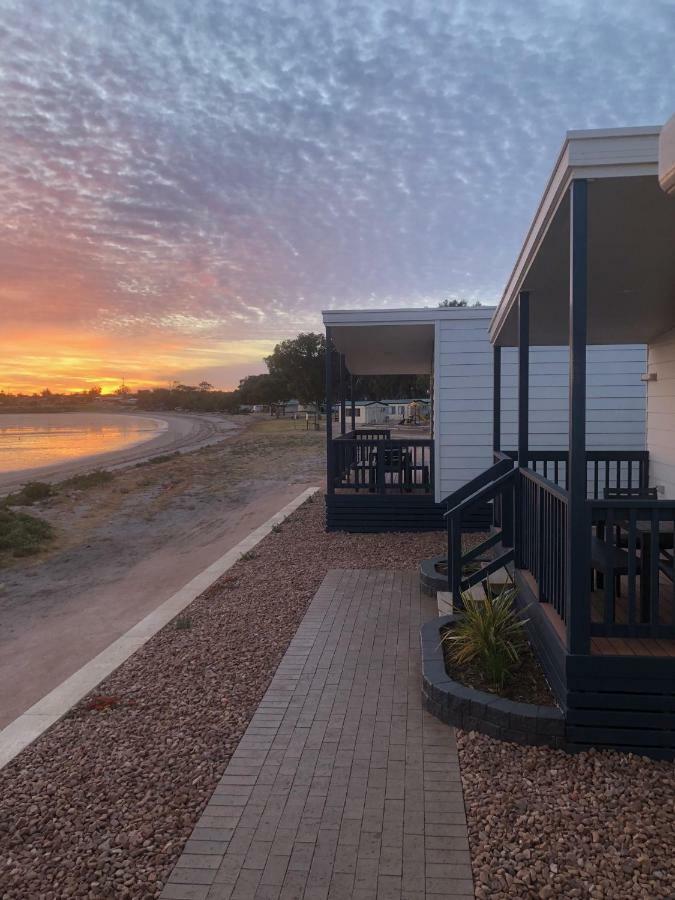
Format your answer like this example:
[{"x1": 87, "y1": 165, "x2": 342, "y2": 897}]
[
  {"x1": 322, "y1": 307, "x2": 493, "y2": 327},
  {"x1": 489, "y1": 126, "x2": 661, "y2": 346}
]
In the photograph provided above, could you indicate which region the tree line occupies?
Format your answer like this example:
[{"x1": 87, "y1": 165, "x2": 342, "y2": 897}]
[{"x1": 1, "y1": 331, "x2": 431, "y2": 415}]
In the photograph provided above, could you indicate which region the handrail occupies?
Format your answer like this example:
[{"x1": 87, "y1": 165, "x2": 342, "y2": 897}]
[
  {"x1": 445, "y1": 468, "x2": 516, "y2": 517},
  {"x1": 441, "y1": 456, "x2": 514, "y2": 511},
  {"x1": 588, "y1": 497, "x2": 673, "y2": 510},
  {"x1": 501, "y1": 449, "x2": 649, "y2": 462},
  {"x1": 519, "y1": 466, "x2": 569, "y2": 503},
  {"x1": 445, "y1": 461, "x2": 516, "y2": 606}
]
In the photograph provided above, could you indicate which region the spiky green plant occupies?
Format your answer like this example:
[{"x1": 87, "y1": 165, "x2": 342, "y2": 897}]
[{"x1": 442, "y1": 585, "x2": 528, "y2": 690}]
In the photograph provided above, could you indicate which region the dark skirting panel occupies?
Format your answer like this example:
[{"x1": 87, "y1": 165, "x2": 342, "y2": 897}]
[{"x1": 325, "y1": 494, "x2": 491, "y2": 533}]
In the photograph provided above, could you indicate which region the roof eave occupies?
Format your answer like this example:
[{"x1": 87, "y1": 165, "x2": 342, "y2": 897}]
[{"x1": 489, "y1": 126, "x2": 661, "y2": 345}]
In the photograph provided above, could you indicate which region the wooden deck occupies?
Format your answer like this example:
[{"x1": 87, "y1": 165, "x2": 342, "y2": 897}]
[{"x1": 531, "y1": 573, "x2": 675, "y2": 657}]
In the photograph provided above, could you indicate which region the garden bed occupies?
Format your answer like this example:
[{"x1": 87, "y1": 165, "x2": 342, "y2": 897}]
[
  {"x1": 421, "y1": 614, "x2": 565, "y2": 748},
  {"x1": 440, "y1": 623, "x2": 555, "y2": 706}
]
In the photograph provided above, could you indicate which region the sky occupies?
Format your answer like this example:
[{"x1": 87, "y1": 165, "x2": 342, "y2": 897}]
[{"x1": 1, "y1": 1, "x2": 673, "y2": 394}]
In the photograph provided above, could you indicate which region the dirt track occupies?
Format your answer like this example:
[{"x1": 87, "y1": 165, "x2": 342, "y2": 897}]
[{"x1": 0, "y1": 417, "x2": 323, "y2": 727}]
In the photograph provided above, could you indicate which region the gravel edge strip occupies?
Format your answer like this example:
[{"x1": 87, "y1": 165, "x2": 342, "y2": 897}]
[{"x1": 0, "y1": 486, "x2": 319, "y2": 770}]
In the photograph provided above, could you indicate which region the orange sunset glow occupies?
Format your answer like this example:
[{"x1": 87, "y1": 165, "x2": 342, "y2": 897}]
[
  {"x1": 2, "y1": 2, "x2": 672, "y2": 398},
  {"x1": 0, "y1": 327, "x2": 280, "y2": 395}
]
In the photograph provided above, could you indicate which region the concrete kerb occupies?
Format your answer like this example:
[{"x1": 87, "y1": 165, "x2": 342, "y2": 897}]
[{"x1": 0, "y1": 485, "x2": 319, "y2": 770}]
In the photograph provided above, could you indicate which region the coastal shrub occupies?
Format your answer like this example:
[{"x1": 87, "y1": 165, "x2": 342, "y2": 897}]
[
  {"x1": 4, "y1": 481, "x2": 53, "y2": 506},
  {"x1": 0, "y1": 508, "x2": 54, "y2": 559},
  {"x1": 442, "y1": 586, "x2": 528, "y2": 690},
  {"x1": 135, "y1": 452, "x2": 180, "y2": 467},
  {"x1": 62, "y1": 469, "x2": 113, "y2": 490}
]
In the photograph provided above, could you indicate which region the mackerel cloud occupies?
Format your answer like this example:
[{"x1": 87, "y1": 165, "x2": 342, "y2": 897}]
[{"x1": 1, "y1": 0, "x2": 673, "y2": 343}]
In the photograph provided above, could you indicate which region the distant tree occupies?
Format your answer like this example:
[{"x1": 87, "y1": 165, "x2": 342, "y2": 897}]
[
  {"x1": 198, "y1": 381, "x2": 213, "y2": 392},
  {"x1": 438, "y1": 297, "x2": 484, "y2": 308},
  {"x1": 41, "y1": 388, "x2": 52, "y2": 397},
  {"x1": 238, "y1": 373, "x2": 289, "y2": 407},
  {"x1": 264, "y1": 333, "x2": 326, "y2": 412},
  {"x1": 115, "y1": 384, "x2": 131, "y2": 396},
  {"x1": 88, "y1": 385, "x2": 102, "y2": 397}
]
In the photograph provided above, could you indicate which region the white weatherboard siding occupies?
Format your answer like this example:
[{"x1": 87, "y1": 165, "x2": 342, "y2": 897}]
[
  {"x1": 647, "y1": 327, "x2": 675, "y2": 499},
  {"x1": 434, "y1": 312, "x2": 646, "y2": 501}
]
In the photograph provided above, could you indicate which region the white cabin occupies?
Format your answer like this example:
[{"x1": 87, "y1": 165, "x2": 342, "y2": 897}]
[{"x1": 323, "y1": 306, "x2": 646, "y2": 522}]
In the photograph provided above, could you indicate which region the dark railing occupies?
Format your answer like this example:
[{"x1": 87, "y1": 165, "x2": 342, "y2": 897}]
[
  {"x1": 335, "y1": 428, "x2": 392, "y2": 441},
  {"x1": 519, "y1": 468, "x2": 568, "y2": 623},
  {"x1": 332, "y1": 436, "x2": 433, "y2": 494},
  {"x1": 588, "y1": 499, "x2": 675, "y2": 638},
  {"x1": 501, "y1": 450, "x2": 649, "y2": 499},
  {"x1": 444, "y1": 457, "x2": 516, "y2": 604}
]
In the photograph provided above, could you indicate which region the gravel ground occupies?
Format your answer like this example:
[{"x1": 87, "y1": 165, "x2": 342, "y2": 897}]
[
  {"x1": 458, "y1": 730, "x2": 675, "y2": 899},
  {"x1": 2, "y1": 495, "x2": 673, "y2": 899},
  {"x1": 0, "y1": 497, "x2": 447, "y2": 899}
]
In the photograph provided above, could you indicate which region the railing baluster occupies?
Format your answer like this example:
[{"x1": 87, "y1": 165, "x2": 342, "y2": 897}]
[
  {"x1": 650, "y1": 509, "x2": 659, "y2": 627},
  {"x1": 627, "y1": 509, "x2": 637, "y2": 626},
  {"x1": 604, "y1": 506, "x2": 615, "y2": 627}
]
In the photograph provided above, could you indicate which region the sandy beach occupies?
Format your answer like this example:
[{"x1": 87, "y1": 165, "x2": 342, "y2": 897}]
[
  {"x1": 0, "y1": 416, "x2": 323, "y2": 728},
  {"x1": 0, "y1": 410, "x2": 238, "y2": 494}
]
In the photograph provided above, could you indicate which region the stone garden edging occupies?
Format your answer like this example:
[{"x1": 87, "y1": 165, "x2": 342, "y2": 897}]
[{"x1": 420, "y1": 614, "x2": 566, "y2": 749}]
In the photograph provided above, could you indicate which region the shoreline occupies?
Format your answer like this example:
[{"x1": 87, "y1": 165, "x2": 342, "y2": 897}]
[{"x1": 0, "y1": 411, "x2": 241, "y2": 494}]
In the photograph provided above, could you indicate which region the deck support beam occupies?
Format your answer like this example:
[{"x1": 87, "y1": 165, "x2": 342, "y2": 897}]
[
  {"x1": 350, "y1": 375, "x2": 356, "y2": 431},
  {"x1": 493, "y1": 345, "x2": 501, "y2": 453},
  {"x1": 567, "y1": 179, "x2": 591, "y2": 655},
  {"x1": 516, "y1": 291, "x2": 529, "y2": 567},
  {"x1": 325, "y1": 327, "x2": 334, "y2": 495}
]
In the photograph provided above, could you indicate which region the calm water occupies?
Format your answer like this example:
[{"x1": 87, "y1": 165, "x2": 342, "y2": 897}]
[{"x1": 0, "y1": 413, "x2": 166, "y2": 473}]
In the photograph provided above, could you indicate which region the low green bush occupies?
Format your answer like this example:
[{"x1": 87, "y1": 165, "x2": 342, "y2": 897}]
[
  {"x1": 442, "y1": 585, "x2": 528, "y2": 690},
  {"x1": 4, "y1": 481, "x2": 53, "y2": 506},
  {"x1": 62, "y1": 469, "x2": 113, "y2": 490},
  {"x1": 0, "y1": 508, "x2": 54, "y2": 559}
]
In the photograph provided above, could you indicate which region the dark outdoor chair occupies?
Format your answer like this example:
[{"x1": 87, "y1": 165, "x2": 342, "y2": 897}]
[{"x1": 592, "y1": 486, "x2": 661, "y2": 596}]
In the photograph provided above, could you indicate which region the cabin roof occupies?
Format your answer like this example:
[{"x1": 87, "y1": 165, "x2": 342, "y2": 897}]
[{"x1": 489, "y1": 124, "x2": 675, "y2": 347}]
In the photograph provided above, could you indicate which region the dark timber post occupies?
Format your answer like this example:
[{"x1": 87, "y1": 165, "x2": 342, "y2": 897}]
[
  {"x1": 339, "y1": 354, "x2": 346, "y2": 435},
  {"x1": 350, "y1": 375, "x2": 356, "y2": 431},
  {"x1": 515, "y1": 291, "x2": 530, "y2": 566},
  {"x1": 493, "y1": 345, "x2": 501, "y2": 453},
  {"x1": 567, "y1": 179, "x2": 590, "y2": 655},
  {"x1": 325, "y1": 327, "x2": 334, "y2": 495}
]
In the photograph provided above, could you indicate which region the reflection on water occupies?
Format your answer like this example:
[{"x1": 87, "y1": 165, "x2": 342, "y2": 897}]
[{"x1": 0, "y1": 413, "x2": 164, "y2": 473}]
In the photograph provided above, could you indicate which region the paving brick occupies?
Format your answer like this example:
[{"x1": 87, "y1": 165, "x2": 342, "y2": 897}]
[{"x1": 161, "y1": 572, "x2": 473, "y2": 900}]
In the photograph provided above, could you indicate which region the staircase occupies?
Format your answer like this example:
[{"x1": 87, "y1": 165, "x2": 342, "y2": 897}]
[{"x1": 443, "y1": 453, "x2": 516, "y2": 608}]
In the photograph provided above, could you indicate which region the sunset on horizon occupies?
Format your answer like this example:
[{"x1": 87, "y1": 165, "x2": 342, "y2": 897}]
[{"x1": 3, "y1": 1, "x2": 673, "y2": 395}]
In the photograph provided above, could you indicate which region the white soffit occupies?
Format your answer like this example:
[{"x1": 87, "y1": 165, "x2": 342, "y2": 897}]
[
  {"x1": 322, "y1": 307, "x2": 493, "y2": 375},
  {"x1": 489, "y1": 126, "x2": 675, "y2": 347}
]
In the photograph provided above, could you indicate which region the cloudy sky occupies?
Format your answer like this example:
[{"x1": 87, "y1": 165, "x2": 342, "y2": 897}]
[{"x1": 1, "y1": 0, "x2": 673, "y2": 392}]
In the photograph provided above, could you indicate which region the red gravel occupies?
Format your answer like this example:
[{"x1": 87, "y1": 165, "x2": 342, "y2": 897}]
[
  {"x1": 458, "y1": 730, "x2": 675, "y2": 899},
  {"x1": 0, "y1": 497, "x2": 447, "y2": 899}
]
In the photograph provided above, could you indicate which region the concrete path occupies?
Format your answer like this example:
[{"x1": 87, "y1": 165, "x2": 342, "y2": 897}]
[{"x1": 161, "y1": 569, "x2": 474, "y2": 900}]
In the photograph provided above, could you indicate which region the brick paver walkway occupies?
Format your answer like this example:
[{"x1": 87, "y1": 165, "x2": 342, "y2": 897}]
[{"x1": 161, "y1": 569, "x2": 474, "y2": 900}]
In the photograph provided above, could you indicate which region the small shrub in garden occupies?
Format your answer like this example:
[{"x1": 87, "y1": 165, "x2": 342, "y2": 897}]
[
  {"x1": 240, "y1": 550, "x2": 257, "y2": 561},
  {"x1": 442, "y1": 585, "x2": 528, "y2": 690}
]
